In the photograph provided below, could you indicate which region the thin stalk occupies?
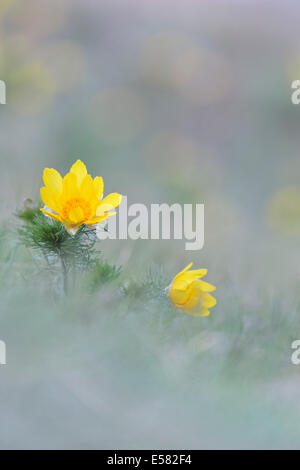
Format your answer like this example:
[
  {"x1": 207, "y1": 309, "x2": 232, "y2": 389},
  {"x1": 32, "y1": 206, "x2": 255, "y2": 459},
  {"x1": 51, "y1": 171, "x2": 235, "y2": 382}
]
[
  {"x1": 58, "y1": 249, "x2": 68, "y2": 294},
  {"x1": 42, "y1": 248, "x2": 51, "y2": 269}
]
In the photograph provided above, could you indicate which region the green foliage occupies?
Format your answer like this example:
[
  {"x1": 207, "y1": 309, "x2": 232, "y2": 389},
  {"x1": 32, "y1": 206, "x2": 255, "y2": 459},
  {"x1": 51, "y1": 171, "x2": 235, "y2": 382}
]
[
  {"x1": 18, "y1": 212, "x2": 97, "y2": 270},
  {"x1": 15, "y1": 199, "x2": 42, "y2": 224},
  {"x1": 87, "y1": 259, "x2": 122, "y2": 292},
  {"x1": 17, "y1": 207, "x2": 99, "y2": 294},
  {"x1": 119, "y1": 264, "x2": 178, "y2": 325},
  {"x1": 122, "y1": 264, "x2": 169, "y2": 306}
]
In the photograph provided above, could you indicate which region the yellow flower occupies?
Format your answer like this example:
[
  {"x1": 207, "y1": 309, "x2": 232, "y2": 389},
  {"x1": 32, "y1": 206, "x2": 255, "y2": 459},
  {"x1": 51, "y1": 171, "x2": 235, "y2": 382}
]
[
  {"x1": 168, "y1": 262, "x2": 216, "y2": 317},
  {"x1": 40, "y1": 159, "x2": 122, "y2": 235}
]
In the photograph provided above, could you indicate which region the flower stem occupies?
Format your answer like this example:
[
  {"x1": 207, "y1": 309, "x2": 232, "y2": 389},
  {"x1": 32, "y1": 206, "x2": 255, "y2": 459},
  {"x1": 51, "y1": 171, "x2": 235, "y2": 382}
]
[{"x1": 58, "y1": 250, "x2": 68, "y2": 294}]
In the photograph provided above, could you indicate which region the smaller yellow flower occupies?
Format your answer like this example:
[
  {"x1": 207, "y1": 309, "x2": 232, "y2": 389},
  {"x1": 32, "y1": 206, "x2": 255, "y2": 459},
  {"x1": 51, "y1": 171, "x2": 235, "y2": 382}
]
[
  {"x1": 168, "y1": 263, "x2": 216, "y2": 317},
  {"x1": 40, "y1": 159, "x2": 122, "y2": 235}
]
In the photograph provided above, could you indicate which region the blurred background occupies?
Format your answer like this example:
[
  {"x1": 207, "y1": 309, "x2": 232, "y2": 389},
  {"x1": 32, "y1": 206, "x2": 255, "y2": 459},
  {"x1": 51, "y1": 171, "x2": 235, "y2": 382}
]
[{"x1": 1, "y1": 0, "x2": 300, "y2": 449}]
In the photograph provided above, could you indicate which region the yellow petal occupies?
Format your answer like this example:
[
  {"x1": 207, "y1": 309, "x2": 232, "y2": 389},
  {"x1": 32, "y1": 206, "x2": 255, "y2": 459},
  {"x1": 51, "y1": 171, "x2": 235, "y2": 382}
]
[
  {"x1": 40, "y1": 187, "x2": 60, "y2": 212},
  {"x1": 182, "y1": 262, "x2": 194, "y2": 272},
  {"x1": 84, "y1": 212, "x2": 116, "y2": 225},
  {"x1": 102, "y1": 211, "x2": 117, "y2": 218},
  {"x1": 61, "y1": 172, "x2": 79, "y2": 202},
  {"x1": 183, "y1": 269, "x2": 208, "y2": 280},
  {"x1": 169, "y1": 287, "x2": 190, "y2": 306},
  {"x1": 172, "y1": 264, "x2": 207, "y2": 289},
  {"x1": 173, "y1": 263, "x2": 193, "y2": 282},
  {"x1": 101, "y1": 193, "x2": 122, "y2": 208},
  {"x1": 182, "y1": 284, "x2": 203, "y2": 311},
  {"x1": 96, "y1": 204, "x2": 117, "y2": 217},
  {"x1": 191, "y1": 269, "x2": 208, "y2": 278},
  {"x1": 201, "y1": 292, "x2": 217, "y2": 308},
  {"x1": 70, "y1": 159, "x2": 87, "y2": 186},
  {"x1": 43, "y1": 168, "x2": 63, "y2": 196},
  {"x1": 80, "y1": 174, "x2": 96, "y2": 203},
  {"x1": 172, "y1": 277, "x2": 193, "y2": 292},
  {"x1": 96, "y1": 193, "x2": 122, "y2": 215},
  {"x1": 68, "y1": 206, "x2": 84, "y2": 224},
  {"x1": 94, "y1": 176, "x2": 104, "y2": 200},
  {"x1": 195, "y1": 280, "x2": 216, "y2": 292},
  {"x1": 40, "y1": 208, "x2": 63, "y2": 222},
  {"x1": 172, "y1": 270, "x2": 207, "y2": 291}
]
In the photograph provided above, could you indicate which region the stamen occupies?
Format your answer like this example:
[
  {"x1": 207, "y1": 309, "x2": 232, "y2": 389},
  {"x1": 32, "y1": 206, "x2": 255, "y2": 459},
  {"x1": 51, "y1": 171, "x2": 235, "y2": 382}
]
[{"x1": 62, "y1": 198, "x2": 91, "y2": 221}]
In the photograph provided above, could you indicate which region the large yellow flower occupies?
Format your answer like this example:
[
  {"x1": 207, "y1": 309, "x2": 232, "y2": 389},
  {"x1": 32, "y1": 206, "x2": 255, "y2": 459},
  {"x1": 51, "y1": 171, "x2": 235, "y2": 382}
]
[
  {"x1": 40, "y1": 159, "x2": 122, "y2": 235},
  {"x1": 168, "y1": 263, "x2": 216, "y2": 317}
]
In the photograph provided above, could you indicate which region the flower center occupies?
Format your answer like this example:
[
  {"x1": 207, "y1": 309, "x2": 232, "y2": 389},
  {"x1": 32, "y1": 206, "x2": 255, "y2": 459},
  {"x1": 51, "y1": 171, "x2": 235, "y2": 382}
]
[{"x1": 62, "y1": 198, "x2": 92, "y2": 222}]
